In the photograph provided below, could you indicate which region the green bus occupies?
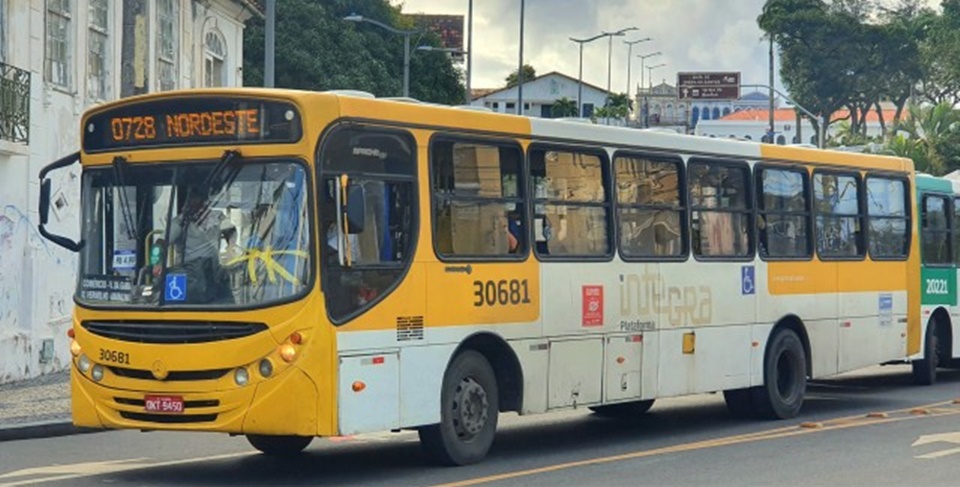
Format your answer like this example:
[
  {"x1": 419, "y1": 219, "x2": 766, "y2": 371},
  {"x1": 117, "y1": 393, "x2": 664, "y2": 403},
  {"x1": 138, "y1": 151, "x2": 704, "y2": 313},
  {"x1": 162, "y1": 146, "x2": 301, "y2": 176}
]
[{"x1": 914, "y1": 173, "x2": 960, "y2": 384}]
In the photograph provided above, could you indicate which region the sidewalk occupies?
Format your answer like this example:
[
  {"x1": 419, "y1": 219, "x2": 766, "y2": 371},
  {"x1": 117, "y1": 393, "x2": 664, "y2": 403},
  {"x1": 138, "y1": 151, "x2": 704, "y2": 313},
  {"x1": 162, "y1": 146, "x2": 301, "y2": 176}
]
[{"x1": 0, "y1": 370, "x2": 92, "y2": 441}]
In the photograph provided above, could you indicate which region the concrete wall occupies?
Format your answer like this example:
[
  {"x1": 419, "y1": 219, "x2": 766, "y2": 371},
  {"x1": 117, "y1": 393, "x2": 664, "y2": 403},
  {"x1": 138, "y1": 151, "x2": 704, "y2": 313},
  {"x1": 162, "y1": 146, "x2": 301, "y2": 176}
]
[{"x1": 0, "y1": 0, "x2": 255, "y2": 384}]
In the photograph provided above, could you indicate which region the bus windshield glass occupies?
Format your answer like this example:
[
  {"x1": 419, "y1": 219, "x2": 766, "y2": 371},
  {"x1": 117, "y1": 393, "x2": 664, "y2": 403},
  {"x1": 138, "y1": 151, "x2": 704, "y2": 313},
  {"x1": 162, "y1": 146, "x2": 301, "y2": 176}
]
[{"x1": 77, "y1": 160, "x2": 312, "y2": 308}]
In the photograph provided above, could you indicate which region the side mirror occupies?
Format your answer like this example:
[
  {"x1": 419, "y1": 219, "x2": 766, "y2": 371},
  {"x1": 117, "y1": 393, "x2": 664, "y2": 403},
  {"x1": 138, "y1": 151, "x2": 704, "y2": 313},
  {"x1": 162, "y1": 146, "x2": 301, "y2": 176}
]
[
  {"x1": 345, "y1": 185, "x2": 365, "y2": 234},
  {"x1": 37, "y1": 152, "x2": 84, "y2": 252},
  {"x1": 40, "y1": 179, "x2": 51, "y2": 225}
]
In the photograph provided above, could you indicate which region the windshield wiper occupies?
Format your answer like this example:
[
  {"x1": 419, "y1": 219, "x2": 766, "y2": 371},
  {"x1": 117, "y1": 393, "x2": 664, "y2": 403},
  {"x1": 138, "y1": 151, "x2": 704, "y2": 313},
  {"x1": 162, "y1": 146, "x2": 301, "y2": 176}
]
[
  {"x1": 111, "y1": 156, "x2": 138, "y2": 241},
  {"x1": 190, "y1": 150, "x2": 242, "y2": 222}
]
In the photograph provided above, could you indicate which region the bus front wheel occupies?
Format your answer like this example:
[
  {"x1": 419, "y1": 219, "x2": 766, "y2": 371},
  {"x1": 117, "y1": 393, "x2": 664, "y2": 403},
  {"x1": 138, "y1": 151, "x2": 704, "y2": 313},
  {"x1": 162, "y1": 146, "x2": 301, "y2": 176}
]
[
  {"x1": 912, "y1": 320, "x2": 939, "y2": 386},
  {"x1": 246, "y1": 434, "x2": 313, "y2": 456},
  {"x1": 419, "y1": 350, "x2": 499, "y2": 466}
]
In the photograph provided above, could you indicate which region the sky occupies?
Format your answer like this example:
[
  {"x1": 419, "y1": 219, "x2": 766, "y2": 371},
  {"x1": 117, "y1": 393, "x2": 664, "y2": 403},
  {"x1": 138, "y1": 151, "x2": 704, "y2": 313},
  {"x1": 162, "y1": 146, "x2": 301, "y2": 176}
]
[{"x1": 393, "y1": 0, "x2": 784, "y2": 95}]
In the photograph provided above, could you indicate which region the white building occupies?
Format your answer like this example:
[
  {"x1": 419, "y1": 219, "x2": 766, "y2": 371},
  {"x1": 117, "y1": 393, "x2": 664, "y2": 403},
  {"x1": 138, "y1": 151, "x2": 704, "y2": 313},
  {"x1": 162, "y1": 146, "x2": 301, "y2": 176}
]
[
  {"x1": 0, "y1": 0, "x2": 261, "y2": 384},
  {"x1": 472, "y1": 71, "x2": 612, "y2": 119},
  {"x1": 695, "y1": 108, "x2": 896, "y2": 145}
]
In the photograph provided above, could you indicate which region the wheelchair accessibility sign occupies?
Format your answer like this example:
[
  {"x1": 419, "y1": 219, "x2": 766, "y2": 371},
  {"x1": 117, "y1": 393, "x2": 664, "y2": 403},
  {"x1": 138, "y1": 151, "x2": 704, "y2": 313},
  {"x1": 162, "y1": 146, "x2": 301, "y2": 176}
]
[
  {"x1": 741, "y1": 266, "x2": 755, "y2": 295},
  {"x1": 165, "y1": 274, "x2": 187, "y2": 302}
]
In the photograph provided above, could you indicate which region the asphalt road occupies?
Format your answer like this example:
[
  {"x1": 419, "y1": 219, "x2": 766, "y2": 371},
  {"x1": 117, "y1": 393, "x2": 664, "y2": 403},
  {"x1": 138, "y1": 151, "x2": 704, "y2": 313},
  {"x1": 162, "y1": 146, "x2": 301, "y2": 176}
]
[{"x1": 3, "y1": 365, "x2": 960, "y2": 487}]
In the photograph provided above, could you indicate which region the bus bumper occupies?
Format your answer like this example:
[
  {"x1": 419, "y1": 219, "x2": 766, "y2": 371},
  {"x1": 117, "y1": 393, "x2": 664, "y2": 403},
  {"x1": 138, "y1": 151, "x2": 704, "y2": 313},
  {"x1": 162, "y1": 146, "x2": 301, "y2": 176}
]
[{"x1": 71, "y1": 363, "x2": 319, "y2": 436}]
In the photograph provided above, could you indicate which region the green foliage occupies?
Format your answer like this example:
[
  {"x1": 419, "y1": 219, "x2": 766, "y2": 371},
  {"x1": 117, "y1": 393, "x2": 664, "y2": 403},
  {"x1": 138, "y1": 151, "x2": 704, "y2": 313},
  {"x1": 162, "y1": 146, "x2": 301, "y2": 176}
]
[
  {"x1": 758, "y1": 0, "x2": 928, "y2": 137},
  {"x1": 505, "y1": 65, "x2": 537, "y2": 88},
  {"x1": 551, "y1": 97, "x2": 578, "y2": 117},
  {"x1": 243, "y1": 0, "x2": 464, "y2": 104},
  {"x1": 887, "y1": 102, "x2": 960, "y2": 175}
]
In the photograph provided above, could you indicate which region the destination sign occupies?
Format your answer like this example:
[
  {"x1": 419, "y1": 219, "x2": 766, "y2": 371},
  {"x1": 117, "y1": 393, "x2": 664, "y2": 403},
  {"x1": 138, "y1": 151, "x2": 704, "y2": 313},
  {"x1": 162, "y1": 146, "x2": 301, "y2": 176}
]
[
  {"x1": 677, "y1": 72, "x2": 741, "y2": 100},
  {"x1": 83, "y1": 97, "x2": 302, "y2": 152}
]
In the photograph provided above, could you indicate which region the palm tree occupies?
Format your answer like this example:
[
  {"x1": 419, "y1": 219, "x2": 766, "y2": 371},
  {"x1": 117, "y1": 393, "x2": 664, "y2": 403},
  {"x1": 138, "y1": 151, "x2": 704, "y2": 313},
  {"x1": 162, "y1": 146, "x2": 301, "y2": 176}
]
[
  {"x1": 605, "y1": 93, "x2": 632, "y2": 120},
  {"x1": 891, "y1": 102, "x2": 960, "y2": 175},
  {"x1": 552, "y1": 97, "x2": 578, "y2": 117}
]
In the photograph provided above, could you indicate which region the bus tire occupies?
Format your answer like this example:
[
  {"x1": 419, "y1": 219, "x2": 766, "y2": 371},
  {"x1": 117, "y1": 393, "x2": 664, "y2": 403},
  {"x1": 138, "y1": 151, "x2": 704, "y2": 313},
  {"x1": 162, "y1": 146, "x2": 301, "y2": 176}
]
[
  {"x1": 246, "y1": 434, "x2": 313, "y2": 456},
  {"x1": 589, "y1": 399, "x2": 655, "y2": 417},
  {"x1": 912, "y1": 320, "x2": 939, "y2": 386},
  {"x1": 419, "y1": 350, "x2": 499, "y2": 466},
  {"x1": 751, "y1": 328, "x2": 806, "y2": 420},
  {"x1": 723, "y1": 388, "x2": 755, "y2": 418}
]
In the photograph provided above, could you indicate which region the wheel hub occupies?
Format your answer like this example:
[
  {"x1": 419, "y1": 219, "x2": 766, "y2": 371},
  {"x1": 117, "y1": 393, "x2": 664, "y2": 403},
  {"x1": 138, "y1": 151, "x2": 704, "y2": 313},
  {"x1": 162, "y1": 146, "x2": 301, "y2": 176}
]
[{"x1": 453, "y1": 377, "x2": 488, "y2": 439}]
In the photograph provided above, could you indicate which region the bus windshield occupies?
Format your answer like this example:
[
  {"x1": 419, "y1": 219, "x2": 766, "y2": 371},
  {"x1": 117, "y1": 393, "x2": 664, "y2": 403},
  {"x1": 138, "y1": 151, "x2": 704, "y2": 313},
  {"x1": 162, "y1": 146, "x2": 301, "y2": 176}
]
[{"x1": 77, "y1": 159, "x2": 311, "y2": 308}]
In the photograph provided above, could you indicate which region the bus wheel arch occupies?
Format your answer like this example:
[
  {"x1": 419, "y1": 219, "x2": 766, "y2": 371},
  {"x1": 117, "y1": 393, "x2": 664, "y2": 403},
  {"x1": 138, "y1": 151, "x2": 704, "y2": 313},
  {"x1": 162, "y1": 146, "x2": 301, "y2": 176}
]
[
  {"x1": 770, "y1": 315, "x2": 812, "y2": 378},
  {"x1": 452, "y1": 332, "x2": 524, "y2": 413}
]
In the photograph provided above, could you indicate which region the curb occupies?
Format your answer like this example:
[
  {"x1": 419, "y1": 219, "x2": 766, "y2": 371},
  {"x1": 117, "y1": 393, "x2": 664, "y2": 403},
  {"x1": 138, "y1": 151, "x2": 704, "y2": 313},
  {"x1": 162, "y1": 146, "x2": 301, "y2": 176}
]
[{"x1": 0, "y1": 420, "x2": 101, "y2": 442}]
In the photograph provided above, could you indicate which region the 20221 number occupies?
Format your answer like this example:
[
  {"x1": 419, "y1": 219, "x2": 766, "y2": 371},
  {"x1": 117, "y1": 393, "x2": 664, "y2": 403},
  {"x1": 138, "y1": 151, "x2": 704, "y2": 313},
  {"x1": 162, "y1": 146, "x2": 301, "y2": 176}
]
[{"x1": 472, "y1": 279, "x2": 531, "y2": 307}]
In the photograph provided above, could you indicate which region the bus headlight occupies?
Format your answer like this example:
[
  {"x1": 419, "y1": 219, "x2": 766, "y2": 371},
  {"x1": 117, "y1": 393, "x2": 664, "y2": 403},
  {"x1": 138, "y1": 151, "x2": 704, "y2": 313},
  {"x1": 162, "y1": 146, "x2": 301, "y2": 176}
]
[
  {"x1": 234, "y1": 367, "x2": 249, "y2": 386},
  {"x1": 91, "y1": 364, "x2": 105, "y2": 382},
  {"x1": 70, "y1": 340, "x2": 81, "y2": 357},
  {"x1": 258, "y1": 359, "x2": 273, "y2": 378},
  {"x1": 77, "y1": 355, "x2": 91, "y2": 373},
  {"x1": 279, "y1": 344, "x2": 297, "y2": 363}
]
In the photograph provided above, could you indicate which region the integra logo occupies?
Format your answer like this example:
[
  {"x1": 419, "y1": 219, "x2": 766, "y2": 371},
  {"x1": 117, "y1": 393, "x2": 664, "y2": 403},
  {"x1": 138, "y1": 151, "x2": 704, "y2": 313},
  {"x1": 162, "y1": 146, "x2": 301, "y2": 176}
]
[{"x1": 352, "y1": 147, "x2": 388, "y2": 160}]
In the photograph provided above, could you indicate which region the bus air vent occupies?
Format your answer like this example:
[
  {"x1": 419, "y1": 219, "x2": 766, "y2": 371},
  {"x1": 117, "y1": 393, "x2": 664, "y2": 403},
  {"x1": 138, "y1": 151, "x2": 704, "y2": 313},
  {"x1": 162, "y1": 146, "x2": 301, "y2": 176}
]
[
  {"x1": 81, "y1": 321, "x2": 268, "y2": 344},
  {"x1": 109, "y1": 367, "x2": 231, "y2": 382},
  {"x1": 396, "y1": 316, "x2": 424, "y2": 342}
]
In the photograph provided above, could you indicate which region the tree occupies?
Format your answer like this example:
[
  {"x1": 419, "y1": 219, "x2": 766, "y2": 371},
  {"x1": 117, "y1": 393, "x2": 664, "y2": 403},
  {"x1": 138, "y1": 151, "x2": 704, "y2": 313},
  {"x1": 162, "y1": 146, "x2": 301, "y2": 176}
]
[
  {"x1": 243, "y1": 0, "x2": 464, "y2": 104},
  {"x1": 505, "y1": 65, "x2": 537, "y2": 88},
  {"x1": 890, "y1": 103, "x2": 960, "y2": 175},
  {"x1": 605, "y1": 93, "x2": 632, "y2": 119},
  {"x1": 552, "y1": 97, "x2": 578, "y2": 117}
]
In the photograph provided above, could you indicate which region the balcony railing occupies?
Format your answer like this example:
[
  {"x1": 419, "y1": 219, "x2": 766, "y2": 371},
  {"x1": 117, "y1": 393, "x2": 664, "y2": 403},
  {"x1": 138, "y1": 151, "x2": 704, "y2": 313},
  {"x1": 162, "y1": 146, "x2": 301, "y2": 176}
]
[{"x1": 0, "y1": 62, "x2": 30, "y2": 144}]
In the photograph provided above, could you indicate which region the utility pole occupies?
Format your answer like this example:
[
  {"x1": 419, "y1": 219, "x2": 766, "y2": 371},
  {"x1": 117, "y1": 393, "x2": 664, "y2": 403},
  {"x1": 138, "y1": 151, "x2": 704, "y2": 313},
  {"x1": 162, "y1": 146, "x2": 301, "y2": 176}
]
[
  {"x1": 265, "y1": 0, "x2": 275, "y2": 87},
  {"x1": 121, "y1": 0, "x2": 148, "y2": 97},
  {"x1": 768, "y1": 36, "x2": 775, "y2": 143},
  {"x1": 466, "y1": 0, "x2": 473, "y2": 104},
  {"x1": 517, "y1": 0, "x2": 525, "y2": 114}
]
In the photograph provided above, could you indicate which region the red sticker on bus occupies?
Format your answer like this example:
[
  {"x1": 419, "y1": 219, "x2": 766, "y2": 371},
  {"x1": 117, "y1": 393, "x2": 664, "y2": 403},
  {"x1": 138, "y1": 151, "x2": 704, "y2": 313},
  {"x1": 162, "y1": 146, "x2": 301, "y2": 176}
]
[{"x1": 582, "y1": 285, "x2": 604, "y2": 327}]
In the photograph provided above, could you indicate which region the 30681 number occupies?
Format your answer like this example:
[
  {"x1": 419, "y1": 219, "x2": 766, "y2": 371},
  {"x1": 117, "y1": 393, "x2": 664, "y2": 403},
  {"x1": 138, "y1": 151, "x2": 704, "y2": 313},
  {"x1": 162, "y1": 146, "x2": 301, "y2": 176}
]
[
  {"x1": 99, "y1": 348, "x2": 130, "y2": 365},
  {"x1": 472, "y1": 279, "x2": 531, "y2": 307}
]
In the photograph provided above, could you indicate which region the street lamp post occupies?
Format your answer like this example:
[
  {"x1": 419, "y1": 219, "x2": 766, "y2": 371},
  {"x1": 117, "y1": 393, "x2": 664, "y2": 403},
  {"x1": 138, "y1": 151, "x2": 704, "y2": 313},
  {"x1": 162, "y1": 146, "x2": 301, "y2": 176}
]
[
  {"x1": 466, "y1": 0, "x2": 473, "y2": 104},
  {"x1": 604, "y1": 27, "x2": 637, "y2": 95},
  {"x1": 624, "y1": 38, "x2": 650, "y2": 97},
  {"x1": 570, "y1": 33, "x2": 606, "y2": 117},
  {"x1": 344, "y1": 14, "x2": 421, "y2": 98},
  {"x1": 644, "y1": 63, "x2": 666, "y2": 127},
  {"x1": 518, "y1": 0, "x2": 525, "y2": 114},
  {"x1": 637, "y1": 52, "x2": 661, "y2": 127}
]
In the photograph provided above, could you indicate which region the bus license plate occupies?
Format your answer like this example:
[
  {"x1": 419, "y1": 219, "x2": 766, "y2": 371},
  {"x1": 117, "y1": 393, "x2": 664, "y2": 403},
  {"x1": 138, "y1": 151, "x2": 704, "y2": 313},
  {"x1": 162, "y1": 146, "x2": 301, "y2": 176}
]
[{"x1": 144, "y1": 395, "x2": 184, "y2": 414}]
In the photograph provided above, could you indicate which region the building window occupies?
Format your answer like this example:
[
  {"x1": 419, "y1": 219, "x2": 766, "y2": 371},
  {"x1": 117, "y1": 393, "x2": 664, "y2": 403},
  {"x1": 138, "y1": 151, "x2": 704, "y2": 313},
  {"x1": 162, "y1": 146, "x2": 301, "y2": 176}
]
[
  {"x1": 866, "y1": 176, "x2": 909, "y2": 260},
  {"x1": 689, "y1": 160, "x2": 752, "y2": 258},
  {"x1": 757, "y1": 166, "x2": 811, "y2": 259},
  {"x1": 615, "y1": 154, "x2": 685, "y2": 259},
  {"x1": 204, "y1": 30, "x2": 226, "y2": 87},
  {"x1": 814, "y1": 171, "x2": 864, "y2": 259},
  {"x1": 46, "y1": 0, "x2": 72, "y2": 88},
  {"x1": 582, "y1": 103, "x2": 594, "y2": 118},
  {"x1": 922, "y1": 195, "x2": 951, "y2": 265},
  {"x1": 530, "y1": 147, "x2": 611, "y2": 258},
  {"x1": 87, "y1": 0, "x2": 109, "y2": 101},
  {"x1": 431, "y1": 138, "x2": 525, "y2": 258},
  {"x1": 157, "y1": 0, "x2": 178, "y2": 91}
]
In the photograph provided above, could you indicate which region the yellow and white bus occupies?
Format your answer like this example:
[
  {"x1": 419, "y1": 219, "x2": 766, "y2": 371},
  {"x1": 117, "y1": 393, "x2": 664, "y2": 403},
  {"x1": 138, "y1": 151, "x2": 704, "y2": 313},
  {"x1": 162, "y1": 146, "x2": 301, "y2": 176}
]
[{"x1": 39, "y1": 88, "x2": 919, "y2": 465}]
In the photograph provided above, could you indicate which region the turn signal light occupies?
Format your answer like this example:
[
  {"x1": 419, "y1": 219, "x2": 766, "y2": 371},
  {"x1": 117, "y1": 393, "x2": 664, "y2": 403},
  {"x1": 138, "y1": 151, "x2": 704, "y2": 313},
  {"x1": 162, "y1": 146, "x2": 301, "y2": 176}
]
[
  {"x1": 289, "y1": 332, "x2": 303, "y2": 345},
  {"x1": 279, "y1": 344, "x2": 297, "y2": 363},
  {"x1": 70, "y1": 340, "x2": 81, "y2": 357},
  {"x1": 67, "y1": 328, "x2": 75, "y2": 339},
  {"x1": 352, "y1": 381, "x2": 366, "y2": 392}
]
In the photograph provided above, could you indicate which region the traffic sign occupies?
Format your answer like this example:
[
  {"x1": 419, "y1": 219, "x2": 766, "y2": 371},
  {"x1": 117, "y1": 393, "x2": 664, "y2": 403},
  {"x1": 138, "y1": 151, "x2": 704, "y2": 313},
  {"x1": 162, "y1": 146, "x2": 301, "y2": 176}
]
[{"x1": 677, "y1": 72, "x2": 741, "y2": 100}]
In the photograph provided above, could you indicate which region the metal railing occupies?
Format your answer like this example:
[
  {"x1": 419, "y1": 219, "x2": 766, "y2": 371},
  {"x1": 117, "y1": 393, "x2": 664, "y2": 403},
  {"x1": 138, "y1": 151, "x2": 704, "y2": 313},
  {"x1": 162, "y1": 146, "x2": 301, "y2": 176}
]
[{"x1": 0, "y1": 62, "x2": 30, "y2": 144}]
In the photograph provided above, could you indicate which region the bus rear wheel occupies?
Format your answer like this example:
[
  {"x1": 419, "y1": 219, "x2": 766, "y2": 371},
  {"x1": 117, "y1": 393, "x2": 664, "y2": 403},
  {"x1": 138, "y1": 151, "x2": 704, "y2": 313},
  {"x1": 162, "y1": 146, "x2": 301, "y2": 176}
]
[
  {"x1": 246, "y1": 434, "x2": 313, "y2": 456},
  {"x1": 751, "y1": 328, "x2": 807, "y2": 420},
  {"x1": 589, "y1": 399, "x2": 655, "y2": 417},
  {"x1": 419, "y1": 350, "x2": 499, "y2": 466}
]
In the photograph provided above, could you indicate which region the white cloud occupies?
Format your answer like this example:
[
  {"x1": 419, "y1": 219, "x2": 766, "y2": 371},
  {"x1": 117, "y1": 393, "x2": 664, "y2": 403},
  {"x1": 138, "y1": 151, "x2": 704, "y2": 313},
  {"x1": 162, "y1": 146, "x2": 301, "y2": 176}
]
[{"x1": 395, "y1": 0, "x2": 777, "y2": 93}]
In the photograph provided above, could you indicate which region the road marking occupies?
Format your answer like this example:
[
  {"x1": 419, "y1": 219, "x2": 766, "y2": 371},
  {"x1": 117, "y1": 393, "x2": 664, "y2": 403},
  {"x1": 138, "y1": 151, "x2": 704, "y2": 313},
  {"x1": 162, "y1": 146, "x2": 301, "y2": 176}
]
[
  {"x1": 912, "y1": 431, "x2": 960, "y2": 459},
  {"x1": 0, "y1": 452, "x2": 253, "y2": 487},
  {"x1": 431, "y1": 400, "x2": 960, "y2": 487}
]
